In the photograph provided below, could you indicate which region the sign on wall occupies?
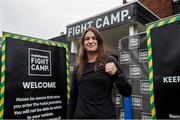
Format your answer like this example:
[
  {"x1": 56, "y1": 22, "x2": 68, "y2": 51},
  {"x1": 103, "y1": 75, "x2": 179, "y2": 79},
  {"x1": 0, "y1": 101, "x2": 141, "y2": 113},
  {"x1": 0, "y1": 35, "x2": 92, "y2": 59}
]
[
  {"x1": 0, "y1": 33, "x2": 70, "y2": 119},
  {"x1": 146, "y1": 14, "x2": 180, "y2": 119},
  {"x1": 66, "y1": 4, "x2": 134, "y2": 38}
]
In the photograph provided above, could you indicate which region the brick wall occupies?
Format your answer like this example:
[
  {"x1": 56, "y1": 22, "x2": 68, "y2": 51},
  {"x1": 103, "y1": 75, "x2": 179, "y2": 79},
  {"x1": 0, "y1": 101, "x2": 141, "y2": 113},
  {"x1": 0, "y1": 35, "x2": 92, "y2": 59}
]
[{"x1": 139, "y1": 0, "x2": 173, "y2": 18}]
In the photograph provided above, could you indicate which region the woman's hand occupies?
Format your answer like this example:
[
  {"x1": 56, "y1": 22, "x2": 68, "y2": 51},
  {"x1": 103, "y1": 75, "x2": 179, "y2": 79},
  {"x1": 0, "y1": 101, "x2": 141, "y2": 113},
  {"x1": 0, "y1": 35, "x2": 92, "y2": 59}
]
[{"x1": 105, "y1": 62, "x2": 117, "y2": 76}]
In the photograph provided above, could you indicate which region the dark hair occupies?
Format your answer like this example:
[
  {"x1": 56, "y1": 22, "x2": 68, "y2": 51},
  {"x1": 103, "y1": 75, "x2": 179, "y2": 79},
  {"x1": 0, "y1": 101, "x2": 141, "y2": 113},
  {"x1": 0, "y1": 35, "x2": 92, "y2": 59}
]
[{"x1": 77, "y1": 27, "x2": 105, "y2": 78}]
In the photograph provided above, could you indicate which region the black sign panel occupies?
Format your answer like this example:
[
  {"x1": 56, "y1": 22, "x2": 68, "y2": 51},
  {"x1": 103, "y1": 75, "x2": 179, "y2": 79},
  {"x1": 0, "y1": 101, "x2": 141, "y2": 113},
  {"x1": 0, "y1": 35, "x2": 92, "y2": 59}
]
[
  {"x1": 67, "y1": 4, "x2": 134, "y2": 38},
  {"x1": 150, "y1": 20, "x2": 180, "y2": 119},
  {"x1": 3, "y1": 37, "x2": 67, "y2": 119}
]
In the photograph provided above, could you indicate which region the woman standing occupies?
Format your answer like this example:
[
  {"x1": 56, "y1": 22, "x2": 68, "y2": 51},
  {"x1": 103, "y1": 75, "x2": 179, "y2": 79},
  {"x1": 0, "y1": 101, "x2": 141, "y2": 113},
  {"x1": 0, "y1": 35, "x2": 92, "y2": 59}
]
[{"x1": 68, "y1": 27, "x2": 132, "y2": 119}]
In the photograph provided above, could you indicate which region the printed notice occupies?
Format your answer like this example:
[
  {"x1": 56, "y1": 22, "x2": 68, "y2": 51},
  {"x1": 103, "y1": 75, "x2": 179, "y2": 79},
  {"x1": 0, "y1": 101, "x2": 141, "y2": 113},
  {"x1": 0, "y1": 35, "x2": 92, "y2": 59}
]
[{"x1": 13, "y1": 95, "x2": 62, "y2": 119}]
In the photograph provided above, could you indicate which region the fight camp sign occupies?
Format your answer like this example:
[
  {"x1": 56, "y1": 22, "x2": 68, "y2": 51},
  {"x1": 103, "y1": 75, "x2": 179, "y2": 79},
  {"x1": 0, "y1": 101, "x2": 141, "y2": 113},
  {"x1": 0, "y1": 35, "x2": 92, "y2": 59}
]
[
  {"x1": 146, "y1": 14, "x2": 180, "y2": 119},
  {"x1": 0, "y1": 33, "x2": 70, "y2": 119}
]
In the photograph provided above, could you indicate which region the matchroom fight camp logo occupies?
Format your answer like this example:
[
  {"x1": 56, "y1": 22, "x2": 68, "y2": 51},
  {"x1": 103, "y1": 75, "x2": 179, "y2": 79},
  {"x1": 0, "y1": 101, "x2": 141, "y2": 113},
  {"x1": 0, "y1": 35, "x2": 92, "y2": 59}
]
[
  {"x1": 28, "y1": 48, "x2": 51, "y2": 76},
  {"x1": 120, "y1": 51, "x2": 131, "y2": 64}
]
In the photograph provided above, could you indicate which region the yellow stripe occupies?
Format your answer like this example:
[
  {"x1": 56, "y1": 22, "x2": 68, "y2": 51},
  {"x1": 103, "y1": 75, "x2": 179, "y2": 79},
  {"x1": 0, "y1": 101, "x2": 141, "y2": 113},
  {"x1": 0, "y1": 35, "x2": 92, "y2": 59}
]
[
  {"x1": 168, "y1": 17, "x2": 176, "y2": 24},
  {"x1": 67, "y1": 86, "x2": 70, "y2": 91},
  {"x1": 149, "y1": 60, "x2": 152, "y2": 68},
  {"x1": 0, "y1": 109, "x2": 4, "y2": 117},
  {"x1": 13, "y1": 35, "x2": 20, "y2": 39},
  {"x1": 146, "y1": 27, "x2": 151, "y2": 33},
  {"x1": 4, "y1": 34, "x2": 11, "y2": 38},
  {"x1": 30, "y1": 38, "x2": 35, "y2": 42},
  {"x1": 148, "y1": 48, "x2": 152, "y2": 57},
  {"x1": 1, "y1": 66, "x2": 5, "y2": 72},
  {"x1": 51, "y1": 42, "x2": 56, "y2": 46},
  {"x1": 147, "y1": 38, "x2": 151, "y2": 46},
  {"x1": 22, "y1": 37, "x2": 28, "y2": 40},
  {"x1": 67, "y1": 94, "x2": 70, "y2": 99},
  {"x1": 2, "y1": 45, "x2": 5, "y2": 51},
  {"x1": 0, "y1": 98, "x2": 4, "y2": 105},
  {"x1": 53, "y1": 43, "x2": 57, "y2": 46},
  {"x1": 149, "y1": 71, "x2": 153, "y2": 80},
  {"x1": 150, "y1": 83, "x2": 153, "y2": 93},
  {"x1": 149, "y1": 24, "x2": 154, "y2": 29},
  {"x1": 38, "y1": 40, "x2": 43, "y2": 44},
  {"x1": 66, "y1": 46, "x2": 68, "y2": 51},
  {"x1": 65, "y1": 46, "x2": 68, "y2": 50},
  {"x1": 57, "y1": 44, "x2": 61, "y2": 47},
  {"x1": 0, "y1": 87, "x2": 4, "y2": 95},
  {"x1": 1, "y1": 77, "x2": 5, "y2": 84},
  {"x1": 152, "y1": 107, "x2": 156, "y2": 117},
  {"x1": 150, "y1": 95, "x2": 154, "y2": 104},
  {"x1": 55, "y1": 43, "x2": 59, "y2": 46},
  {"x1": 147, "y1": 24, "x2": 154, "y2": 32},
  {"x1": 146, "y1": 29, "x2": 150, "y2": 35},
  {"x1": 158, "y1": 21, "x2": 164, "y2": 27},
  {"x1": 2, "y1": 36, "x2": 5, "y2": 40},
  {"x1": 67, "y1": 78, "x2": 70, "y2": 84},
  {"x1": 67, "y1": 71, "x2": 70, "y2": 76},
  {"x1": 66, "y1": 66, "x2": 69, "y2": 73},
  {"x1": 1, "y1": 56, "x2": 5, "y2": 62},
  {"x1": 45, "y1": 41, "x2": 49, "y2": 45}
]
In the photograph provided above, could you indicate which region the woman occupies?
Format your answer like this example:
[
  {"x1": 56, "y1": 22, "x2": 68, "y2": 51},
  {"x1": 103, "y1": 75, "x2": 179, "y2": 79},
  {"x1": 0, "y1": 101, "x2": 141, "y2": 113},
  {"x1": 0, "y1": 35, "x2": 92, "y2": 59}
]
[{"x1": 68, "y1": 27, "x2": 132, "y2": 119}]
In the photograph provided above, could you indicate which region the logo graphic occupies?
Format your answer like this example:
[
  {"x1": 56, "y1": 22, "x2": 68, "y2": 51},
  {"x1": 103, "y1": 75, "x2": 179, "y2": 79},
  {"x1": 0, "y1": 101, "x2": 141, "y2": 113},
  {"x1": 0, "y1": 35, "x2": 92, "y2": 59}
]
[
  {"x1": 140, "y1": 80, "x2": 150, "y2": 94},
  {"x1": 129, "y1": 65, "x2": 142, "y2": 78},
  {"x1": 119, "y1": 109, "x2": 124, "y2": 120},
  {"x1": 141, "y1": 112, "x2": 152, "y2": 120},
  {"x1": 129, "y1": 36, "x2": 140, "y2": 49},
  {"x1": 28, "y1": 48, "x2": 51, "y2": 76},
  {"x1": 139, "y1": 49, "x2": 148, "y2": 62},
  {"x1": 120, "y1": 51, "x2": 131, "y2": 64},
  {"x1": 69, "y1": 65, "x2": 75, "y2": 72},
  {"x1": 115, "y1": 94, "x2": 122, "y2": 107},
  {"x1": 132, "y1": 95, "x2": 142, "y2": 109}
]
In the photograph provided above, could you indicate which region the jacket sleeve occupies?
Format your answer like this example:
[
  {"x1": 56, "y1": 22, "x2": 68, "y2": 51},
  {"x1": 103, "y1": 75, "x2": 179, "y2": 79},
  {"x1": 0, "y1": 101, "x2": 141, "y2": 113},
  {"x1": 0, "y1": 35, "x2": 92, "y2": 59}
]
[
  {"x1": 67, "y1": 68, "x2": 79, "y2": 118},
  {"x1": 110, "y1": 57, "x2": 132, "y2": 97}
]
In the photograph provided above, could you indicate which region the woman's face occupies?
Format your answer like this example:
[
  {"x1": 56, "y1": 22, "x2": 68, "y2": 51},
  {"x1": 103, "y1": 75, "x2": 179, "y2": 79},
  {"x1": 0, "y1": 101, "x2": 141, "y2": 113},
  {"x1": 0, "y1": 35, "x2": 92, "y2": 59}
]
[{"x1": 84, "y1": 31, "x2": 98, "y2": 53}]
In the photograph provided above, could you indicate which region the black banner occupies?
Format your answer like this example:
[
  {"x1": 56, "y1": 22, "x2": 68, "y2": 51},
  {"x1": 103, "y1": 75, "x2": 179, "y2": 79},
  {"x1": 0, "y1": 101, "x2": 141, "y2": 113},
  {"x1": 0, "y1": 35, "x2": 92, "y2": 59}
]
[
  {"x1": 3, "y1": 36, "x2": 67, "y2": 119},
  {"x1": 150, "y1": 20, "x2": 180, "y2": 119}
]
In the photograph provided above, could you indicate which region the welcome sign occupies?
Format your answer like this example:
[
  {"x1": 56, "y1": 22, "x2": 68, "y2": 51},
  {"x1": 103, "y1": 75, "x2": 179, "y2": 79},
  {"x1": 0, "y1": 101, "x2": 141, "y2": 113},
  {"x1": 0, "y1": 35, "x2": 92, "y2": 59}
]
[
  {"x1": 146, "y1": 14, "x2": 180, "y2": 119},
  {"x1": 0, "y1": 33, "x2": 70, "y2": 119}
]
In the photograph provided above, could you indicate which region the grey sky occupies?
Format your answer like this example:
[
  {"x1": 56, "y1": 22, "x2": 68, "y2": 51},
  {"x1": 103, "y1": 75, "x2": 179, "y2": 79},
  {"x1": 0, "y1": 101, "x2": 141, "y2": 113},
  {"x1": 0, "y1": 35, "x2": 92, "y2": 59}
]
[{"x1": 0, "y1": 0, "x2": 134, "y2": 39}]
